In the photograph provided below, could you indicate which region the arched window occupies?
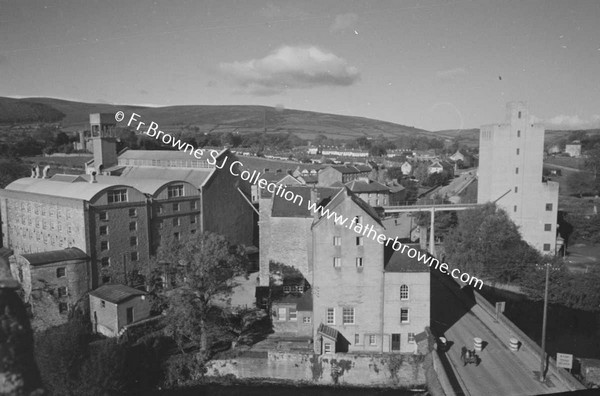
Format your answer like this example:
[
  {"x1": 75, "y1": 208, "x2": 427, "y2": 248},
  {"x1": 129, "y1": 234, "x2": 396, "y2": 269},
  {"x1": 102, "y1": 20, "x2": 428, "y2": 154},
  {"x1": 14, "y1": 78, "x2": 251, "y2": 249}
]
[{"x1": 400, "y1": 285, "x2": 409, "y2": 300}]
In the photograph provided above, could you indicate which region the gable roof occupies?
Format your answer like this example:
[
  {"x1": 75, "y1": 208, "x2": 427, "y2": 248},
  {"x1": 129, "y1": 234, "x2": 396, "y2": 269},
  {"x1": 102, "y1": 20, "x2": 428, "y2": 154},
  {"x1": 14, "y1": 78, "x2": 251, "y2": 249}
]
[
  {"x1": 20, "y1": 247, "x2": 89, "y2": 267},
  {"x1": 271, "y1": 187, "x2": 341, "y2": 218},
  {"x1": 312, "y1": 187, "x2": 382, "y2": 228},
  {"x1": 345, "y1": 179, "x2": 390, "y2": 193},
  {"x1": 89, "y1": 284, "x2": 146, "y2": 304},
  {"x1": 317, "y1": 323, "x2": 339, "y2": 341}
]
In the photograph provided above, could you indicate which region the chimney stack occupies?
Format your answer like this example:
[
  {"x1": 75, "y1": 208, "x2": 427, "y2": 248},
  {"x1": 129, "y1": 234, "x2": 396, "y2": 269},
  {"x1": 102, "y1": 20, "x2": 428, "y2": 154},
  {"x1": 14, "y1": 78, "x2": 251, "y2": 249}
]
[{"x1": 90, "y1": 171, "x2": 97, "y2": 183}]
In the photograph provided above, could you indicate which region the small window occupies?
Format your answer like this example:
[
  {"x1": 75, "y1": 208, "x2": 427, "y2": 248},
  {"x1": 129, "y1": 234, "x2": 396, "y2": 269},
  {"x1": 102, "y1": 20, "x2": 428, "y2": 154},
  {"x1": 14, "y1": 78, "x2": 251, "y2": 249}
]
[
  {"x1": 101, "y1": 257, "x2": 110, "y2": 267},
  {"x1": 303, "y1": 316, "x2": 312, "y2": 324},
  {"x1": 515, "y1": 167, "x2": 519, "y2": 174},
  {"x1": 355, "y1": 334, "x2": 360, "y2": 345},
  {"x1": 277, "y1": 307, "x2": 286, "y2": 321},
  {"x1": 283, "y1": 285, "x2": 292, "y2": 293},
  {"x1": 57, "y1": 286, "x2": 67, "y2": 297},
  {"x1": 289, "y1": 308, "x2": 297, "y2": 322},
  {"x1": 157, "y1": 205, "x2": 163, "y2": 214},
  {"x1": 333, "y1": 257, "x2": 341, "y2": 268},
  {"x1": 354, "y1": 215, "x2": 363, "y2": 224},
  {"x1": 130, "y1": 236, "x2": 138, "y2": 246},
  {"x1": 190, "y1": 214, "x2": 197, "y2": 224},
  {"x1": 544, "y1": 224, "x2": 552, "y2": 231},
  {"x1": 191, "y1": 200, "x2": 198, "y2": 210},
  {"x1": 173, "y1": 232, "x2": 180, "y2": 240},
  {"x1": 100, "y1": 241, "x2": 109, "y2": 251},
  {"x1": 327, "y1": 308, "x2": 335, "y2": 325},
  {"x1": 107, "y1": 189, "x2": 128, "y2": 203},
  {"x1": 408, "y1": 333, "x2": 415, "y2": 344},
  {"x1": 356, "y1": 237, "x2": 363, "y2": 246},
  {"x1": 400, "y1": 285, "x2": 409, "y2": 300},
  {"x1": 190, "y1": 229, "x2": 196, "y2": 234},
  {"x1": 172, "y1": 203, "x2": 180, "y2": 212},
  {"x1": 518, "y1": 112, "x2": 521, "y2": 119},
  {"x1": 400, "y1": 308, "x2": 409, "y2": 323},
  {"x1": 546, "y1": 203, "x2": 553, "y2": 211},
  {"x1": 356, "y1": 257, "x2": 363, "y2": 268},
  {"x1": 58, "y1": 302, "x2": 68, "y2": 314},
  {"x1": 324, "y1": 343, "x2": 332, "y2": 354},
  {"x1": 173, "y1": 217, "x2": 180, "y2": 227},
  {"x1": 99, "y1": 225, "x2": 108, "y2": 236},
  {"x1": 343, "y1": 307, "x2": 355, "y2": 324},
  {"x1": 543, "y1": 244, "x2": 551, "y2": 251},
  {"x1": 101, "y1": 300, "x2": 106, "y2": 308},
  {"x1": 515, "y1": 186, "x2": 518, "y2": 193},
  {"x1": 333, "y1": 236, "x2": 341, "y2": 246},
  {"x1": 130, "y1": 251, "x2": 138, "y2": 261},
  {"x1": 168, "y1": 185, "x2": 184, "y2": 198},
  {"x1": 99, "y1": 211, "x2": 108, "y2": 221},
  {"x1": 514, "y1": 205, "x2": 517, "y2": 212},
  {"x1": 129, "y1": 208, "x2": 137, "y2": 217},
  {"x1": 129, "y1": 221, "x2": 137, "y2": 231},
  {"x1": 56, "y1": 267, "x2": 66, "y2": 278},
  {"x1": 369, "y1": 335, "x2": 377, "y2": 345}
]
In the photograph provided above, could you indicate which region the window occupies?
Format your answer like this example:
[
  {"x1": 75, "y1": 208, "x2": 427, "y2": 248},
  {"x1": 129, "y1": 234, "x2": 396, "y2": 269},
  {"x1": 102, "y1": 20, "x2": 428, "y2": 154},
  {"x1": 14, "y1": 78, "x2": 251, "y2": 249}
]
[
  {"x1": 107, "y1": 189, "x2": 128, "y2": 203},
  {"x1": 326, "y1": 308, "x2": 335, "y2": 324},
  {"x1": 101, "y1": 257, "x2": 110, "y2": 267},
  {"x1": 355, "y1": 334, "x2": 360, "y2": 345},
  {"x1": 173, "y1": 217, "x2": 180, "y2": 227},
  {"x1": 130, "y1": 236, "x2": 137, "y2": 246},
  {"x1": 283, "y1": 285, "x2": 291, "y2": 293},
  {"x1": 101, "y1": 300, "x2": 106, "y2": 308},
  {"x1": 157, "y1": 205, "x2": 163, "y2": 214},
  {"x1": 546, "y1": 203, "x2": 553, "y2": 211},
  {"x1": 408, "y1": 332, "x2": 416, "y2": 344},
  {"x1": 129, "y1": 208, "x2": 137, "y2": 217},
  {"x1": 324, "y1": 343, "x2": 332, "y2": 354},
  {"x1": 190, "y1": 214, "x2": 197, "y2": 224},
  {"x1": 277, "y1": 307, "x2": 286, "y2": 321},
  {"x1": 514, "y1": 205, "x2": 517, "y2": 212},
  {"x1": 518, "y1": 112, "x2": 521, "y2": 119},
  {"x1": 400, "y1": 308, "x2": 409, "y2": 323},
  {"x1": 516, "y1": 148, "x2": 520, "y2": 155},
  {"x1": 168, "y1": 185, "x2": 184, "y2": 198},
  {"x1": 57, "y1": 286, "x2": 67, "y2": 297},
  {"x1": 191, "y1": 200, "x2": 198, "y2": 210},
  {"x1": 543, "y1": 244, "x2": 551, "y2": 251},
  {"x1": 375, "y1": 198, "x2": 379, "y2": 206},
  {"x1": 400, "y1": 285, "x2": 409, "y2": 300},
  {"x1": 356, "y1": 257, "x2": 363, "y2": 268},
  {"x1": 333, "y1": 257, "x2": 341, "y2": 268},
  {"x1": 515, "y1": 167, "x2": 519, "y2": 174},
  {"x1": 173, "y1": 232, "x2": 180, "y2": 240},
  {"x1": 56, "y1": 267, "x2": 66, "y2": 278},
  {"x1": 354, "y1": 215, "x2": 363, "y2": 224},
  {"x1": 369, "y1": 335, "x2": 377, "y2": 345},
  {"x1": 101, "y1": 241, "x2": 109, "y2": 251},
  {"x1": 303, "y1": 316, "x2": 312, "y2": 324},
  {"x1": 172, "y1": 203, "x2": 180, "y2": 212},
  {"x1": 356, "y1": 237, "x2": 363, "y2": 246},
  {"x1": 515, "y1": 186, "x2": 518, "y2": 193},
  {"x1": 129, "y1": 221, "x2": 137, "y2": 231},
  {"x1": 289, "y1": 308, "x2": 297, "y2": 322},
  {"x1": 544, "y1": 224, "x2": 552, "y2": 231},
  {"x1": 99, "y1": 225, "x2": 108, "y2": 236},
  {"x1": 59, "y1": 302, "x2": 68, "y2": 314},
  {"x1": 333, "y1": 236, "x2": 341, "y2": 246},
  {"x1": 342, "y1": 307, "x2": 355, "y2": 324},
  {"x1": 130, "y1": 251, "x2": 138, "y2": 261}
]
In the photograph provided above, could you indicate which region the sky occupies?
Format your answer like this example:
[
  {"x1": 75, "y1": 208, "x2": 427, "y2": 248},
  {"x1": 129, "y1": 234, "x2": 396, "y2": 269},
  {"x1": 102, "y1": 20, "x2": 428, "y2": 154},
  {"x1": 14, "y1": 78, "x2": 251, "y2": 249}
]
[{"x1": 1, "y1": 0, "x2": 599, "y2": 131}]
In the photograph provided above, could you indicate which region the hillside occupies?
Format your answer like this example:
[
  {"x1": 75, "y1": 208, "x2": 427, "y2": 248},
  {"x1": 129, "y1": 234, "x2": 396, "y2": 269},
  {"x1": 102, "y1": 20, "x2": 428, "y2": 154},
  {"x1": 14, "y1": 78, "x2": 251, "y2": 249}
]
[
  {"x1": 0, "y1": 96, "x2": 451, "y2": 141},
  {"x1": 0, "y1": 98, "x2": 65, "y2": 124}
]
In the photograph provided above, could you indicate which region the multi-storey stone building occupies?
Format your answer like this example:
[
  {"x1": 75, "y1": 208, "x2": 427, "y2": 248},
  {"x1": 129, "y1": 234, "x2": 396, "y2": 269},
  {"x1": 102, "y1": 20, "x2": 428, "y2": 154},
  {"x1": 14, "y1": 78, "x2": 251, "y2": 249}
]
[{"x1": 478, "y1": 102, "x2": 559, "y2": 253}]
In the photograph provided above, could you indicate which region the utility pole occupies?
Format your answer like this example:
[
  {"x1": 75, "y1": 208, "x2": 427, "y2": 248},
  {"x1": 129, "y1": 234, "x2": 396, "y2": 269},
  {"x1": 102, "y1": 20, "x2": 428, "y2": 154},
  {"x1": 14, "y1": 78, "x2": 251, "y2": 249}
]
[{"x1": 540, "y1": 262, "x2": 550, "y2": 382}]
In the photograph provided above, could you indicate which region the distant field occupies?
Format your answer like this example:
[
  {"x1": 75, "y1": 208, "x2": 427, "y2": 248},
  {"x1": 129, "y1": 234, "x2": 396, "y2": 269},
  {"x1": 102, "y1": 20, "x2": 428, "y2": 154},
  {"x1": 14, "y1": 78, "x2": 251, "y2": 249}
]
[{"x1": 545, "y1": 156, "x2": 586, "y2": 169}]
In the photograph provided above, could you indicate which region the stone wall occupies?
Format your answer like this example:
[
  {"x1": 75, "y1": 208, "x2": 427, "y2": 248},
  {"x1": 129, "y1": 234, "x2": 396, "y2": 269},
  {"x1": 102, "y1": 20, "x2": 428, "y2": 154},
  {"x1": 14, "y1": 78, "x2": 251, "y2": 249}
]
[{"x1": 204, "y1": 351, "x2": 427, "y2": 388}]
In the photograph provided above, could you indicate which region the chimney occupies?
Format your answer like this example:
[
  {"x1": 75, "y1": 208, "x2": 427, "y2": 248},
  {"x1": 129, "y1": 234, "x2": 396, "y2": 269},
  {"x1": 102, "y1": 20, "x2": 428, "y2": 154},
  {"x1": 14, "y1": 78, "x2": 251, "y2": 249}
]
[
  {"x1": 34, "y1": 165, "x2": 40, "y2": 178},
  {"x1": 310, "y1": 188, "x2": 319, "y2": 220},
  {"x1": 42, "y1": 165, "x2": 50, "y2": 179},
  {"x1": 90, "y1": 171, "x2": 97, "y2": 183}
]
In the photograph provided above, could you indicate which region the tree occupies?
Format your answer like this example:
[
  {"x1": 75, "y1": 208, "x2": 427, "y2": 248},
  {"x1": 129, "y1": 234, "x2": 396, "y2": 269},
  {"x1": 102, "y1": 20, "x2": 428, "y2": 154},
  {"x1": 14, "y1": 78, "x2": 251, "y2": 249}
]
[
  {"x1": 0, "y1": 159, "x2": 29, "y2": 188},
  {"x1": 157, "y1": 232, "x2": 247, "y2": 357},
  {"x1": 443, "y1": 203, "x2": 541, "y2": 282}
]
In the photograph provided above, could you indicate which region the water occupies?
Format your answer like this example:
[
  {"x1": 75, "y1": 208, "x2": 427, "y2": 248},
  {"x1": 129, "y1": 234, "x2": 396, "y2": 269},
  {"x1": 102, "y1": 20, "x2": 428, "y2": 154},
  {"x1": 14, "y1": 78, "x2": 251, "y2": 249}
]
[
  {"x1": 479, "y1": 286, "x2": 600, "y2": 359},
  {"x1": 155, "y1": 384, "x2": 424, "y2": 396}
]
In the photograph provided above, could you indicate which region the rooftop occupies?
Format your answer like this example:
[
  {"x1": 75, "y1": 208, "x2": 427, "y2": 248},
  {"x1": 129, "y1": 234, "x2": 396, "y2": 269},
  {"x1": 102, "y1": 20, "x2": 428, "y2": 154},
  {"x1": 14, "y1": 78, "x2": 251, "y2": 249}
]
[
  {"x1": 271, "y1": 186, "x2": 341, "y2": 218},
  {"x1": 21, "y1": 247, "x2": 89, "y2": 267},
  {"x1": 116, "y1": 166, "x2": 214, "y2": 188},
  {"x1": 384, "y1": 245, "x2": 431, "y2": 273},
  {"x1": 273, "y1": 291, "x2": 313, "y2": 311},
  {"x1": 345, "y1": 179, "x2": 390, "y2": 193},
  {"x1": 89, "y1": 284, "x2": 146, "y2": 304},
  {"x1": 5, "y1": 177, "x2": 132, "y2": 201}
]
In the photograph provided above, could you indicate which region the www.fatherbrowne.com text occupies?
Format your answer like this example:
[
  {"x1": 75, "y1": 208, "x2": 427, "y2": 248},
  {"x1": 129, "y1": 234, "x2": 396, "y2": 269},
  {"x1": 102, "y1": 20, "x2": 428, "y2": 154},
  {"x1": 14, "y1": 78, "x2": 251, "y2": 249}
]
[{"x1": 117, "y1": 111, "x2": 484, "y2": 289}]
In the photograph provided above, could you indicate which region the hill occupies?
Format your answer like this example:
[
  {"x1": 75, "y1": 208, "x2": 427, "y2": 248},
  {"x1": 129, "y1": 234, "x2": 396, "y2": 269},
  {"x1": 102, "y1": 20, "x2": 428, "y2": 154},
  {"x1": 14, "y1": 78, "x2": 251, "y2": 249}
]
[
  {"x1": 0, "y1": 96, "x2": 452, "y2": 141},
  {"x1": 0, "y1": 98, "x2": 65, "y2": 124}
]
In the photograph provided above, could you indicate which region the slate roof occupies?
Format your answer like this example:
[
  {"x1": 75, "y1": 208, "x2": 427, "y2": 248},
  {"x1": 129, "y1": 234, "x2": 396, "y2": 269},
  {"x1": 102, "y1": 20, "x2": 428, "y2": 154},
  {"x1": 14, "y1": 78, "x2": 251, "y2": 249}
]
[
  {"x1": 345, "y1": 179, "x2": 390, "y2": 193},
  {"x1": 89, "y1": 284, "x2": 146, "y2": 304},
  {"x1": 313, "y1": 187, "x2": 382, "y2": 227},
  {"x1": 317, "y1": 323, "x2": 339, "y2": 341},
  {"x1": 117, "y1": 167, "x2": 214, "y2": 188},
  {"x1": 21, "y1": 248, "x2": 89, "y2": 267},
  {"x1": 273, "y1": 291, "x2": 313, "y2": 311},
  {"x1": 5, "y1": 178, "x2": 133, "y2": 201},
  {"x1": 384, "y1": 245, "x2": 431, "y2": 273},
  {"x1": 271, "y1": 187, "x2": 341, "y2": 218}
]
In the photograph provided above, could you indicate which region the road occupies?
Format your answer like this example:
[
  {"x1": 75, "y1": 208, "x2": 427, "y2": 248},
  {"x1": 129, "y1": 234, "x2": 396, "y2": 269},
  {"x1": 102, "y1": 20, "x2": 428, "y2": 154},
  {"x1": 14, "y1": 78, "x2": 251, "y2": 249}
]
[{"x1": 431, "y1": 273, "x2": 572, "y2": 396}]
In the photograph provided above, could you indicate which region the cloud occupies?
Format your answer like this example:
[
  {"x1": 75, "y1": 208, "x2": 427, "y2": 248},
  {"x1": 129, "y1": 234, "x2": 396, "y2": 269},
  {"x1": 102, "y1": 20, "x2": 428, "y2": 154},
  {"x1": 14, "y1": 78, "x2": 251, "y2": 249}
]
[
  {"x1": 219, "y1": 45, "x2": 360, "y2": 95},
  {"x1": 330, "y1": 13, "x2": 358, "y2": 32},
  {"x1": 435, "y1": 67, "x2": 467, "y2": 82},
  {"x1": 539, "y1": 114, "x2": 600, "y2": 129}
]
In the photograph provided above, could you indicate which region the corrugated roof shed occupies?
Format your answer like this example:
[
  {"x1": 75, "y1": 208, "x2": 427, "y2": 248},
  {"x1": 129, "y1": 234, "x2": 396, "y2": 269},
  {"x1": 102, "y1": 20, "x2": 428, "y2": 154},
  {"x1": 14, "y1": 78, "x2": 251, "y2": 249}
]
[
  {"x1": 21, "y1": 247, "x2": 89, "y2": 267},
  {"x1": 89, "y1": 284, "x2": 146, "y2": 304}
]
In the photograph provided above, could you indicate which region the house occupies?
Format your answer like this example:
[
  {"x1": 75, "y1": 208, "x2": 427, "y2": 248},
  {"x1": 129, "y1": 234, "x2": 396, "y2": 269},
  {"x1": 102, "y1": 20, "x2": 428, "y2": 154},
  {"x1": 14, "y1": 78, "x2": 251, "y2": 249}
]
[
  {"x1": 449, "y1": 150, "x2": 465, "y2": 163},
  {"x1": 307, "y1": 147, "x2": 320, "y2": 155},
  {"x1": 565, "y1": 141, "x2": 582, "y2": 158},
  {"x1": 401, "y1": 161, "x2": 413, "y2": 176},
  {"x1": 317, "y1": 165, "x2": 371, "y2": 186},
  {"x1": 89, "y1": 283, "x2": 151, "y2": 337},
  {"x1": 10, "y1": 247, "x2": 90, "y2": 330},
  {"x1": 271, "y1": 291, "x2": 313, "y2": 336},
  {"x1": 345, "y1": 179, "x2": 391, "y2": 207},
  {"x1": 427, "y1": 161, "x2": 444, "y2": 175}
]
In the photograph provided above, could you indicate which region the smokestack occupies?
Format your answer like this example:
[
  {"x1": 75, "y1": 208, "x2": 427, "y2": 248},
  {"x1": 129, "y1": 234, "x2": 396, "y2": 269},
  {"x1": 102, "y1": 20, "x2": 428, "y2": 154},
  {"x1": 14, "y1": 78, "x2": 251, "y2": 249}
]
[
  {"x1": 42, "y1": 165, "x2": 50, "y2": 179},
  {"x1": 90, "y1": 171, "x2": 97, "y2": 183}
]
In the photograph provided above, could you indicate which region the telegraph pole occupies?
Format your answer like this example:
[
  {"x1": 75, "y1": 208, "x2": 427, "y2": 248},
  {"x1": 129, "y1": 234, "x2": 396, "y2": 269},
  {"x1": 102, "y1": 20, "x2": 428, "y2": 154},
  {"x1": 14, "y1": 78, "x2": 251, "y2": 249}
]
[{"x1": 540, "y1": 262, "x2": 550, "y2": 382}]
